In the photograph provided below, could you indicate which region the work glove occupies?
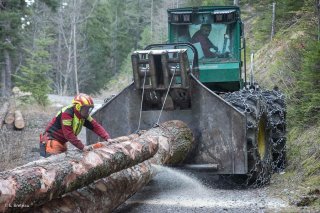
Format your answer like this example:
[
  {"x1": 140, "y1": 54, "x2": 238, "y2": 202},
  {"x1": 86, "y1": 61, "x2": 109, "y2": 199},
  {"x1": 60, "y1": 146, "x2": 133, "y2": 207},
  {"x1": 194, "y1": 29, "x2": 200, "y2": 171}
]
[
  {"x1": 103, "y1": 134, "x2": 110, "y2": 142},
  {"x1": 83, "y1": 146, "x2": 93, "y2": 152},
  {"x1": 92, "y1": 142, "x2": 104, "y2": 149}
]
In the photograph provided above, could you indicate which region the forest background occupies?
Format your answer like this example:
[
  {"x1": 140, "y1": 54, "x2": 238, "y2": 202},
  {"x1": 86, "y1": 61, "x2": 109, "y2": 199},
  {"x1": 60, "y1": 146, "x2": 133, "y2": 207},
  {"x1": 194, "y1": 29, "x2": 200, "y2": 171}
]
[{"x1": 0, "y1": 0, "x2": 319, "y2": 208}]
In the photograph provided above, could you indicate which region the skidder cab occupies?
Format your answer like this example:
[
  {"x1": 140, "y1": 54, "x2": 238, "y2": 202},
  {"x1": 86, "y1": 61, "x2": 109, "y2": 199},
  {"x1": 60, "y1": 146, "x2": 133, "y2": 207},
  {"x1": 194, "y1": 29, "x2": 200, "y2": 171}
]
[{"x1": 168, "y1": 7, "x2": 244, "y2": 92}]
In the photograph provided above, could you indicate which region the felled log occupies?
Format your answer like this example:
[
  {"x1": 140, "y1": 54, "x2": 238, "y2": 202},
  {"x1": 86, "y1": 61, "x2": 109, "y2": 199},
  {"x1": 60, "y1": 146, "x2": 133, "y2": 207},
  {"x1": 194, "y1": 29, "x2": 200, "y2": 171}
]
[
  {"x1": 14, "y1": 110, "x2": 24, "y2": 129},
  {"x1": 34, "y1": 120, "x2": 194, "y2": 213},
  {"x1": 4, "y1": 102, "x2": 15, "y2": 125},
  {"x1": 0, "y1": 133, "x2": 158, "y2": 212},
  {"x1": 106, "y1": 132, "x2": 144, "y2": 144},
  {"x1": 4, "y1": 109, "x2": 14, "y2": 125},
  {"x1": 0, "y1": 102, "x2": 9, "y2": 129}
]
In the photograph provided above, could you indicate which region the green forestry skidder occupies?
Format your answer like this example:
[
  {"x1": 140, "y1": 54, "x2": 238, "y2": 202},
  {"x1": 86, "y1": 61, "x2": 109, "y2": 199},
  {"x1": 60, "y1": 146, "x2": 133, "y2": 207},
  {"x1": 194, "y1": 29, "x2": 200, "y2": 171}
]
[{"x1": 88, "y1": 6, "x2": 286, "y2": 186}]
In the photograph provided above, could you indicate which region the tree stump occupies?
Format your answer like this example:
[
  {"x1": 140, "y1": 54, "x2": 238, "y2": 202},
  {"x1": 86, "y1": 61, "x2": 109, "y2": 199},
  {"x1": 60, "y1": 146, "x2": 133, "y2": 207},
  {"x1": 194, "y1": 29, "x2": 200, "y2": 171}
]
[
  {"x1": 14, "y1": 110, "x2": 24, "y2": 130},
  {"x1": 4, "y1": 108, "x2": 15, "y2": 126}
]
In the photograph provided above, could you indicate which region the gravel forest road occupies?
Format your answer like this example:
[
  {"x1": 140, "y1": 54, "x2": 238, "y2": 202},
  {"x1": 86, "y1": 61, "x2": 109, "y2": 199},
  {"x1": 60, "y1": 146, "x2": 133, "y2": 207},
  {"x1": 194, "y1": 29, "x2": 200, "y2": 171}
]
[{"x1": 114, "y1": 166, "x2": 289, "y2": 213}]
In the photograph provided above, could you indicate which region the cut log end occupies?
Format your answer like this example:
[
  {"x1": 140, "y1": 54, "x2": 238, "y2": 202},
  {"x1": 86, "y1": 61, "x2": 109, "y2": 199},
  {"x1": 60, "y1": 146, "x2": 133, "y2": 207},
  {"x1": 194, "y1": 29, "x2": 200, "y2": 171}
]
[
  {"x1": 4, "y1": 110, "x2": 15, "y2": 125},
  {"x1": 14, "y1": 110, "x2": 25, "y2": 129}
]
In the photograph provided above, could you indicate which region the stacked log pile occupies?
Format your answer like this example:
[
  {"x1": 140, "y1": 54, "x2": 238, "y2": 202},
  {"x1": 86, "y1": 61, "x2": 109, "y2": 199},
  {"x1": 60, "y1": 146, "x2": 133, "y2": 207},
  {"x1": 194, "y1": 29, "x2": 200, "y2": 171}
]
[
  {"x1": 0, "y1": 99, "x2": 25, "y2": 130},
  {"x1": 0, "y1": 120, "x2": 193, "y2": 213},
  {"x1": 0, "y1": 133, "x2": 158, "y2": 212},
  {"x1": 4, "y1": 108, "x2": 15, "y2": 126},
  {"x1": 35, "y1": 120, "x2": 194, "y2": 212},
  {"x1": 13, "y1": 110, "x2": 25, "y2": 130}
]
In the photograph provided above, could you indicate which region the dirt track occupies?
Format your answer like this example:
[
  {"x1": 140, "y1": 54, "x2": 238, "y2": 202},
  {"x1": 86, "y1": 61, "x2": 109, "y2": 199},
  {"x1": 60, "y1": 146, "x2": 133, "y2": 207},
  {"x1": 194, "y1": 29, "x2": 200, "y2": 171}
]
[{"x1": 0, "y1": 107, "x2": 54, "y2": 171}]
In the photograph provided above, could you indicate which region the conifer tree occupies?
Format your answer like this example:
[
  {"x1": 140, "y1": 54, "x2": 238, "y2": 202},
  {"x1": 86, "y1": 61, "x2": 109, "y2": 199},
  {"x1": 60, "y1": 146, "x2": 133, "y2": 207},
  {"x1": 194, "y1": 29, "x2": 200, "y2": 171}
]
[
  {"x1": 14, "y1": 36, "x2": 53, "y2": 106},
  {"x1": 296, "y1": 41, "x2": 320, "y2": 126},
  {"x1": 0, "y1": 0, "x2": 58, "y2": 97}
]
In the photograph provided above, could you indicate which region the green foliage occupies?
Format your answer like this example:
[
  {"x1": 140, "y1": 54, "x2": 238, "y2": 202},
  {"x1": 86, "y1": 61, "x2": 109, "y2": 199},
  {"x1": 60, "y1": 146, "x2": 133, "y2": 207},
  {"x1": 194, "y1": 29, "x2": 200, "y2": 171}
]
[
  {"x1": 14, "y1": 37, "x2": 53, "y2": 106},
  {"x1": 294, "y1": 41, "x2": 320, "y2": 126},
  {"x1": 0, "y1": 0, "x2": 60, "y2": 98},
  {"x1": 187, "y1": 0, "x2": 233, "y2": 6},
  {"x1": 137, "y1": 26, "x2": 152, "y2": 49},
  {"x1": 0, "y1": 5, "x2": 25, "y2": 50},
  {"x1": 252, "y1": 13, "x2": 272, "y2": 50},
  {"x1": 287, "y1": 124, "x2": 320, "y2": 190},
  {"x1": 105, "y1": 53, "x2": 133, "y2": 93},
  {"x1": 205, "y1": 0, "x2": 234, "y2": 6},
  {"x1": 247, "y1": 0, "x2": 313, "y2": 52},
  {"x1": 112, "y1": 27, "x2": 153, "y2": 91},
  {"x1": 84, "y1": 0, "x2": 154, "y2": 94},
  {"x1": 39, "y1": 0, "x2": 59, "y2": 11},
  {"x1": 84, "y1": 2, "x2": 112, "y2": 94},
  {"x1": 247, "y1": 1, "x2": 319, "y2": 201}
]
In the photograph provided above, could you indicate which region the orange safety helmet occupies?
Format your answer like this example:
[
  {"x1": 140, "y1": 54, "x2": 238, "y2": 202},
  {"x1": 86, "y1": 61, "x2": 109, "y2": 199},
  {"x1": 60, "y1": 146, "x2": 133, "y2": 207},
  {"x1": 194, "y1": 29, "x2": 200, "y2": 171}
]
[{"x1": 72, "y1": 93, "x2": 94, "y2": 111}]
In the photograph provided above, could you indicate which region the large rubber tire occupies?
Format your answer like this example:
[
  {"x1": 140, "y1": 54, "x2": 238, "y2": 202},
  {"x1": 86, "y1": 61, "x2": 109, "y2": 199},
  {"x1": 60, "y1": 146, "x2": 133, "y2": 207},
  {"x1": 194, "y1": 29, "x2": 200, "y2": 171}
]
[
  {"x1": 262, "y1": 90, "x2": 286, "y2": 172},
  {"x1": 223, "y1": 89, "x2": 273, "y2": 187}
]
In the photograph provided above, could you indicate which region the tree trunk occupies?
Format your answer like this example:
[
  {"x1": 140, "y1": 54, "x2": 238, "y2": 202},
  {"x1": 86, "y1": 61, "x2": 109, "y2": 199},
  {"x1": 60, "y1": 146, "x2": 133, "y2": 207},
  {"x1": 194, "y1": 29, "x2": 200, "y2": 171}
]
[
  {"x1": 0, "y1": 131, "x2": 159, "y2": 211},
  {"x1": 234, "y1": 0, "x2": 240, "y2": 6},
  {"x1": 57, "y1": 25, "x2": 63, "y2": 95},
  {"x1": 0, "y1": 102, "x2": 9, "y2": 129},
  {"x1": 13, "y1": 110, "x2": 25, "y2": 130},
  {"x1": 33, "y1": 120, "x2": 194, "y2": 213},
  {"x1": 3, "y1": 49, "x2": 12, "y2": 97},
  {"x1": 4, "y1": 111, "x2": 14, "y2": 125},
  {"x1": 73, "y1": 0, "x2": 79, "y2": 94},
  {"x1": 35, "y1": 161, "x2": 155, "y2": 213},
  {"x1": 271, "y1": 2, "x2": 276, "y2": 40},
  {"x1": 1, "y1": 65, "x2": 6, "y2": 97}
]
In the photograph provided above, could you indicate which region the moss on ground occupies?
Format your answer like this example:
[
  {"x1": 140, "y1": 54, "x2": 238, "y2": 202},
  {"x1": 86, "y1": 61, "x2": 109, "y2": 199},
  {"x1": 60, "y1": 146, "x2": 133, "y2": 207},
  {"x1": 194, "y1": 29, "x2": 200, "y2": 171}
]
[{"x1": 267, "y1": 124, "x2": 320, "y2": 210}]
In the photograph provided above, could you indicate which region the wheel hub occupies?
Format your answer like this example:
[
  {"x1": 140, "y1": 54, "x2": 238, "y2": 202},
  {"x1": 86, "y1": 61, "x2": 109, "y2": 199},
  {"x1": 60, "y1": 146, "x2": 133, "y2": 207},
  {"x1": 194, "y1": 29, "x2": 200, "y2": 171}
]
[{"x1": 257, "y1": 117, "x2": 267, "y2": 159}]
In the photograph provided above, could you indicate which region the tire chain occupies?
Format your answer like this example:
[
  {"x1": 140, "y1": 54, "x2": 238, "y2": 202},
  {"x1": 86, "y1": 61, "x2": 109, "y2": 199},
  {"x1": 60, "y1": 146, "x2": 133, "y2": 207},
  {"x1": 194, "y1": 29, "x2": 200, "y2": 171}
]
[
  {"x1": 262, "y1": 90, "x2": 286, "y2": 172},
  {"x1": 223, "y1": 88, "x2": 273, "y2": 187}
]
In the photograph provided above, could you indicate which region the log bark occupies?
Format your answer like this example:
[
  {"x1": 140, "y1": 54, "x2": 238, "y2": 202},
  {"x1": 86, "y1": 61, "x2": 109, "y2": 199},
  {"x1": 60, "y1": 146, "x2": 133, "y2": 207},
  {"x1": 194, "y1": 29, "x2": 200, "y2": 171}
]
[
  {"x1": 4, "y1": 109, "x2": 15, "y2": 125},
  {"x1": 14, "y1": 110, "x2": 24, "y2": 130},
  {"x1": 4, "y1": 99, "x2": 15, "y2": 125},
  {"x1": 0, "y1": 102, "x2": 9, "y2": 129},
  {"x1": 0, "y1": 133, "x2": 158, "y2": 212},
  {"x1": 33, "y1": 120, "x2": 194, "y2": 213},
  {"x1": 106, "y1": 132, "x2": 144, "y2": 144}
]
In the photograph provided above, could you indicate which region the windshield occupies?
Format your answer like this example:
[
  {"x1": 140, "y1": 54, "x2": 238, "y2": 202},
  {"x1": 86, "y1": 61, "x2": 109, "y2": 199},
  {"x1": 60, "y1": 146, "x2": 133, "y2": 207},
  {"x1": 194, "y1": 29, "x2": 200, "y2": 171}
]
[{"x1": 171, "y1": 23, "x2": 237, "y2": 63}]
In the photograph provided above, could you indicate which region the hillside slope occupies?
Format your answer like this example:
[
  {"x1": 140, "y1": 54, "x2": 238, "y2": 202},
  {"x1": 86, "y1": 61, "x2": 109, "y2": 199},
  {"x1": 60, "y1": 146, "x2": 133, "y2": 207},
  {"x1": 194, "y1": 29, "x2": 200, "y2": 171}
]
[{"x1": 250, "y1": 4, "x2": 320, "y2": 210}]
